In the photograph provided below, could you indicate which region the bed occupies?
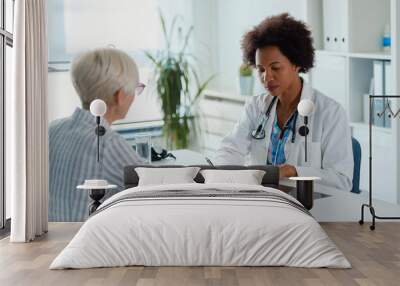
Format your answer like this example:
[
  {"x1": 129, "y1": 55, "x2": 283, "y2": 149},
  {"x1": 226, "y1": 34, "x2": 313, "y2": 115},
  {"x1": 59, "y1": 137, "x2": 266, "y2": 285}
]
[{"x1": 50, "y1": 165, "x2": 350, "y2": 269}]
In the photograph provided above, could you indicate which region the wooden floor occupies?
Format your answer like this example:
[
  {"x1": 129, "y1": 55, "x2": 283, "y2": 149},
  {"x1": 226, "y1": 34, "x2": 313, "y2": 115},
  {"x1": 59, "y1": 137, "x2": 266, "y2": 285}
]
[{"x1": 0, "y1": 222, "x2": 400, "y2": 286}]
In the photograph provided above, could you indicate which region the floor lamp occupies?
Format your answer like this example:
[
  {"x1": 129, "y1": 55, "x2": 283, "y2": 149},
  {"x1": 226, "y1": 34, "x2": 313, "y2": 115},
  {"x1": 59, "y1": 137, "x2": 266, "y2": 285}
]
[{"x1": 359, "y1": 95, "x2": 400, "y2": 230}]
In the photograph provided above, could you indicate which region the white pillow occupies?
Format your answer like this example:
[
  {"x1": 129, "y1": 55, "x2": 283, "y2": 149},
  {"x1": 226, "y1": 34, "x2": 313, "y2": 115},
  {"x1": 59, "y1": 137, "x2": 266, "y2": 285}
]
[
  {"x1": 135, "y1": 167, "x2": 201, "y2": 186},
  {"x1": 200, "y1": 169, "x2": 266, "y2": 185}
]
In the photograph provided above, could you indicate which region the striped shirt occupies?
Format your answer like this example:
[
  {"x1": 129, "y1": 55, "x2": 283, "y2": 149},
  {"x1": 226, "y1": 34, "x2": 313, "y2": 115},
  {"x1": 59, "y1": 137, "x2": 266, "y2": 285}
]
[{"x1": 49, "y1": 107, "x2": 144, "y2": 222}]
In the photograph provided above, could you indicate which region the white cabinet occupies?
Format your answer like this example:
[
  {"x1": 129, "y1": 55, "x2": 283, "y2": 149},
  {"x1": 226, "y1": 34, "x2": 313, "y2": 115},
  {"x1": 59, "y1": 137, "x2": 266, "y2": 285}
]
[
  {"x1": 311, "y1": 53, "x2": 347, "y2": 108},
  {"x1": 322, "y1": 0, "x2": 349, "y2": 51},
  {"x1": 348, "y1": 0, "x2": 390, "y2": 53},
  {"x1": 352, "y1": 126, "x2": 397, "y2": 202},
  {"x1": 199, "y1": 91, "x2": 246, "y2": 158},
  {"x1": 322, "y1": 0, "x2": 390, "y2": 52},
  {"x1": 308, "y1": 0, "x2": 400, "y2": 203}
]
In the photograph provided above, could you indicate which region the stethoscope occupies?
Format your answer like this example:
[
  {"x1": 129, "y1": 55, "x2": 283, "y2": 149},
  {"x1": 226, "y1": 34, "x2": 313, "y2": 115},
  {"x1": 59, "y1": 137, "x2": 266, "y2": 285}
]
[{"x1": 251, "y1": 96, "x2": 301, "y2": 143}]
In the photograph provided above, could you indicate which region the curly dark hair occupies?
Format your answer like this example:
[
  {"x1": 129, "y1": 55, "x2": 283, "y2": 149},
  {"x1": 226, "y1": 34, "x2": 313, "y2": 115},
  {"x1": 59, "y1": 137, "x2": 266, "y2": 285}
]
[{"x1": 241, "y1": 13, "x2": 314, "y2": 73}]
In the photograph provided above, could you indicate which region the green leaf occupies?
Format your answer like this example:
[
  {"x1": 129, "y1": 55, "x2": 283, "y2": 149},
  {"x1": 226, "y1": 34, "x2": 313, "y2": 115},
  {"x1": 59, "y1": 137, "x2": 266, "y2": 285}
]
[
  {"x1": 158, "y1": 9, "x2": 170, "y2": 51},
  {"x1": 179, "y1": 26, "x2": 194, "y2": 59},
  {"x1": 147, "y1": 10, "x2": 215, "y2": 149},
  {"x1": 143, "y1": 50, "x2": 161, "y2": 67},
  {"x1": 191, "y1": 71, "x2": 217, "y2": 105},
  {"x1": 168, "y1": 15, "x2": 183, "y2": 51}
]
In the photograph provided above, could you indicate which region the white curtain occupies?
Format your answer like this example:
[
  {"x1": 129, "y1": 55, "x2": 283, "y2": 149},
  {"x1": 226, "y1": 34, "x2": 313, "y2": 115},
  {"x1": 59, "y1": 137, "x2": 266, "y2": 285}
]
[{"x1": 8, "y1": 0, "x2": 48, "y2": 242}]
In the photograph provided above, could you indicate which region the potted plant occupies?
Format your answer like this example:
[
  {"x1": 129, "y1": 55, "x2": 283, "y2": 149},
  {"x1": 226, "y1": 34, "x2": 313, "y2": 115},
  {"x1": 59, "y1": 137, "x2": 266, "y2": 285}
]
[
  {"x1": 239, "y1": 63, "x2": 254, "y2": 96},
  {"x1": 145, "y1": 12, "x2": 214, "y2": 149}
]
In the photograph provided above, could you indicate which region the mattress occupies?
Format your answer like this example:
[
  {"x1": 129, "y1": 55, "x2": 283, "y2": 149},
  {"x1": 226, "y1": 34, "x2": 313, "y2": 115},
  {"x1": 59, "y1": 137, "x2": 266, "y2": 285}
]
[{"x1": 50, "y1": 183, "x2": 350, "y2": 269}]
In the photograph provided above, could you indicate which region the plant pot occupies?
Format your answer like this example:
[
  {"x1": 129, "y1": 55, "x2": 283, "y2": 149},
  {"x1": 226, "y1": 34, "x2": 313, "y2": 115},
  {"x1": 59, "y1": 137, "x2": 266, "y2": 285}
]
[{"x1": 239, "y1": 76, "x2": 254, "y2": 96}]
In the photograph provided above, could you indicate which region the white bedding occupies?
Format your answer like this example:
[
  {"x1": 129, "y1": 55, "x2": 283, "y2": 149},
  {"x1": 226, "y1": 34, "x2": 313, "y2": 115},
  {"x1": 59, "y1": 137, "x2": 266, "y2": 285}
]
[{"x1": 50, "y1": 183, "x2": 350, "y2": 269}]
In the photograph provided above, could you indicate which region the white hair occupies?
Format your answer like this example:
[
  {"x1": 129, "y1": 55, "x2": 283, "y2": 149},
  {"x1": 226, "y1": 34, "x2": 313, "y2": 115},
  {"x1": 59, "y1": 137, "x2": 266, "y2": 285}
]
[{"x1": 71, "y1": 48, "x2": 139, "y2": 109}]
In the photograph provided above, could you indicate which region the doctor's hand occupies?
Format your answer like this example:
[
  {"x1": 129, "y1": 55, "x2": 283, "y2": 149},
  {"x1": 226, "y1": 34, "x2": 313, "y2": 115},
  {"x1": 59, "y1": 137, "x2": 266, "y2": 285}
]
[{"x1": 278, "y1": 164, "x2": 298, "y2": 179}]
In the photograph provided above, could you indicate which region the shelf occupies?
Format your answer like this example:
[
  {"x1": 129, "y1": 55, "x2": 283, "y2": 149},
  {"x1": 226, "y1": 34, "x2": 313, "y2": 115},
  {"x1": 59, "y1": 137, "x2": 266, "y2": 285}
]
[
  {"x1": 349, "y1": 121, "x2": 392, "y2": 134},
  {"x1": 316, "y1": 50, "x2": 348, "y2": 58},
  {"x1": 349, "y1": 52, "x2": 391, "y2": 60},
  {"x1": 316, "y1": 50, "x2": 391, "y2": 60},
  {"x1": 112, "y1": 119, "x2": 164, "y2": 131},
  {"x1": 203, "y1": 89, "x2": 249, "y2": 104}
]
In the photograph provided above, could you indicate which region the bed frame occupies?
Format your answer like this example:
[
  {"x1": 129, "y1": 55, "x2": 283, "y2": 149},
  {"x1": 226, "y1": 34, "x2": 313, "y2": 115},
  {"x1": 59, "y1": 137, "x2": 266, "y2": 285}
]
[{"x1": 122, "y1": 165, "x2": 314, "y2": 210}]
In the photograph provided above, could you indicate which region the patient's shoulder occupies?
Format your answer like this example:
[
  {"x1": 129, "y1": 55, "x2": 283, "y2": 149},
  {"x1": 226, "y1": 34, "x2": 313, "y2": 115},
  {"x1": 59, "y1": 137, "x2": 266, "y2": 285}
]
[
  {"x1": 106, "y1": 130, "x2": 132, "y2": 148},
  {"x1": 49, "y1": 117, "x2": 70, "y2": 135}
]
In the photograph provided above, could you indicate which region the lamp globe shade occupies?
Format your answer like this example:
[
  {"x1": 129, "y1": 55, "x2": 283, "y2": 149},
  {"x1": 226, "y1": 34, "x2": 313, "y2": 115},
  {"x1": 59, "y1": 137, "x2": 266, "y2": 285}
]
[
  {"x1": 298, "y1": 99, "x2": 315, "y2": 116},
  {"x1": 90, "y1": 99, "x2": 107, "y2": 117}
]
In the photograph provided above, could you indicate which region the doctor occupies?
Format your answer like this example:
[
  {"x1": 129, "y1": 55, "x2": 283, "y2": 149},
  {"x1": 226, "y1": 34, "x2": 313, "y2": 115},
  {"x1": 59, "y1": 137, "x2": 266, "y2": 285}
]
[{"x1": 215, "y1": 13, "x2": 354, "y2": 191}]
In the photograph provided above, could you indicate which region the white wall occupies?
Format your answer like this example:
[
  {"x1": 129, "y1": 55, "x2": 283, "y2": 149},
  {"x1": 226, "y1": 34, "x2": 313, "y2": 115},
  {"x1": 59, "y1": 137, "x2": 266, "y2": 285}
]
[
  {"x1": 63, "y1": 0, "x2": 161, "y2": 53},
  {"x1": 48, "y1": 0, "x2": 163, "y2": 61},
  {"x1": 214, "y1": 0, "x2": 308, "y2": 94},
  {"x1": 48, "y1": 72, "x2": 80, "y2": 122},
  {"x1": 47, "y1": 0, "x2": 191, "y2": 124},
  {"x1": 191, "y1": 0, "x2": 219, "y2": 87},
  {"x1": 48, "y1": 0, "x2": 313, "y2": 122},
  {"x1": 48, "y1": 69, "x2": 163, "y2": 123}
]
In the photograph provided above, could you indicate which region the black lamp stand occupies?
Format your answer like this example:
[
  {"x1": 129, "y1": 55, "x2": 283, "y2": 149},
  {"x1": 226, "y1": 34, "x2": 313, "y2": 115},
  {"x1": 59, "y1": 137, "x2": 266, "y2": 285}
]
[
  {"x1": 359, "y1": 95, "x2": 400, "y2": 230},
  {"x1": 298, "y1": 116, "x2": 310, "y2": 162},
  {"x1": 95, "y1": 116, "x2": 106, "y2": 162},
  {"x1": 89, "y1": 116, "x2": 106, "y2": 215},
  {"x1": 88, "y1": 189, "x2": 106, "y2": 215},
  {"x1": 296, "y1": 180, "x2": 314, "y2": 210}
]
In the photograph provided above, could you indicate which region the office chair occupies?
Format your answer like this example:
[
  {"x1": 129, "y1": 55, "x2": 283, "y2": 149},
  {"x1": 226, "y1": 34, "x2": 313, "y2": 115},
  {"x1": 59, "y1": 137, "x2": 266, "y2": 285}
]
[{"x1": 351, "y1": 137, "x2": 362, "y2": 193}]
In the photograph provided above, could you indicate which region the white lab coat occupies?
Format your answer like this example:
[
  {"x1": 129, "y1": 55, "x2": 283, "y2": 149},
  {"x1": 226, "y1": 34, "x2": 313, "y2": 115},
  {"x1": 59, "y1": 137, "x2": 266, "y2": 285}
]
[{"x1": 214, "y1": 82, "x2": 354, "y2": 191}]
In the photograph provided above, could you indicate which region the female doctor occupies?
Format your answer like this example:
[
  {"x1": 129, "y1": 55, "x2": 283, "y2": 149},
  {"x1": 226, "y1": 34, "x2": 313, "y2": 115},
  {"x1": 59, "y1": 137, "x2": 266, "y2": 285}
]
[{"x1": 215, "y1": 13, "x2": 354, "y2": 191}]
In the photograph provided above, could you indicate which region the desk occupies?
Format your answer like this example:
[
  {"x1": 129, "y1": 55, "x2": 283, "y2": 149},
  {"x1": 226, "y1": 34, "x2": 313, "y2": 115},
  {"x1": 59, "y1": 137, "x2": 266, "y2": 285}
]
[
  {"x1": 152, "y1": 150, "x2": 318, "y2": 209},
  {"x1": 281, "y1": 178, "x2": 400, "y2": 221},
  {"x1": 151, "y1": 150, "x2": 400, "y2": 221},
  {"x1": 152, "y1": 149, "x2": 209, "y2": 166}
]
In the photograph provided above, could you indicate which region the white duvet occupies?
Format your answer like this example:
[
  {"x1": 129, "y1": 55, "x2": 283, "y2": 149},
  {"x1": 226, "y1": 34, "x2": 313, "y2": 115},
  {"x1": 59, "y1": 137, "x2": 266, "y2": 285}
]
[{"x1": 50, "y1": 183, "x2": 350, "y2": 269}]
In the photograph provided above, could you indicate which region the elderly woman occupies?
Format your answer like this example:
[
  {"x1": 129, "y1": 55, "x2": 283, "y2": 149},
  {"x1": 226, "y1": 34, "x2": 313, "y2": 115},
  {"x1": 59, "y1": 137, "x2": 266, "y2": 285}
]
[
  {"x1": 49, "y1": 48, "x2": 144, "y2": 221},
  {"x1": 215, "y1": 13, "x2": 354, "y2": 191}
]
